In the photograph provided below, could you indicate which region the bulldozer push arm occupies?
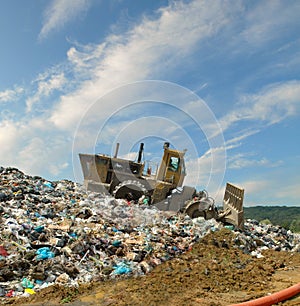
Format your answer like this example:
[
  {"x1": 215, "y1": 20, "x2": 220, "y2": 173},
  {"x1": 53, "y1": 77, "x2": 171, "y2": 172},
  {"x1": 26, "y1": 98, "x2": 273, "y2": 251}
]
[{"x1": 183, "y1": 183, "x2": 244, "y2": 230}]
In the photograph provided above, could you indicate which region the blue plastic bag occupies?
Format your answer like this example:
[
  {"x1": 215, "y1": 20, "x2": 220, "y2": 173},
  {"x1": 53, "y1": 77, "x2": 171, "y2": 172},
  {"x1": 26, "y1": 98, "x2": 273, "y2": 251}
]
[
  {"x1": 113, "y1": 263, "x2": 132, "y2": 275},
  {"x1": 36, "y1": 247, "x2": 54, "y2": 260},
  {"x1": 22, "y1": 278, "x2": 34, "y2": 289}
]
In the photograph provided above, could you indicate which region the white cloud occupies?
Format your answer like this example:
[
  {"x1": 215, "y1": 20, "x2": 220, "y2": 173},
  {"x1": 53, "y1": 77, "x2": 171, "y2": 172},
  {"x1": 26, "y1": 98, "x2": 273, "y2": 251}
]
[
  {"x1": 18, "y1": 138, "x2": 48, "y2": 172},
  {"x1": 219, "y1": 80, "x2": 300, "y2": 133},
  {"x1": 0, "y1": 117, "x2": 71, "y2": 178},
  {"x1": 243, "y1": 81, "x2": 300, "y2": 123},
  {"x1": 0, "y1": 89, "x2": 16, "y2": 103},
  {"x1": 228, "y1": 153, "x2": 283, "y2": 170},
  {"x1": 16, "y1": 134, "x2": 70, "y2": 177},
  {"x1": 17, "y1": 133, "x2": 71, "y2": 178},
  {"x1": 225, "y1": 129, "x2": 259, "y2": 146},
  {"x1": 241, "y1": 1, "x2": 300, "y2": 47},
  {"x1": 49, "y1": 0, "x2": 242, "y2": 130},
  {"x1": 39, "y1": 0, "x2": 90, "y2": 40},
  {"x1": 0, "y1": 87, "x2": 23, "y2": 103},
  {"x1": 47, "y1": 1, "x2": 300, "y2": 134},
  {"x1": 67, "y1": 43, "x2": 106, "y2": 75},
  {"x1": 26, "y1": 73, "x2": 67, "y2": 112},
  {"x1": 0, "y1": 121, "x2": 22, "y2": 162}
]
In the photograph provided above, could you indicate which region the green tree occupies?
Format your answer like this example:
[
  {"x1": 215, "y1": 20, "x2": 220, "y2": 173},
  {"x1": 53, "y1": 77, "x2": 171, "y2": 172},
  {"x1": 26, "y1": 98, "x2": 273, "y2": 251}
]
[{"x1": 290, "y1": 219, "x2": 300, "y2": 233}]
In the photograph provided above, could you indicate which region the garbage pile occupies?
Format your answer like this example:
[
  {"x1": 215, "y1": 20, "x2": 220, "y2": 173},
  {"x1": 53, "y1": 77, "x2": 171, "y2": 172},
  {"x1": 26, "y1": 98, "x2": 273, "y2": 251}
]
[
  {"x1": 234, "y1": 219, "x2": 300, "y2": 257},
  {"x1": 0, "y1": 167, "x2": 218, "y2": 298},
  {"x1": 0, "y1": 167, "x2": 299, "y2": 299}
]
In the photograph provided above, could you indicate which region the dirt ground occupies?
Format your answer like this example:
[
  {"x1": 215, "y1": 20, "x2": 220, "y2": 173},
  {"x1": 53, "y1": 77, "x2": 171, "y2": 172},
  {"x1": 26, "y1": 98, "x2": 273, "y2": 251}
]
[{"x1": 6, "y1": 229, "x2": 300, "y2": 306}]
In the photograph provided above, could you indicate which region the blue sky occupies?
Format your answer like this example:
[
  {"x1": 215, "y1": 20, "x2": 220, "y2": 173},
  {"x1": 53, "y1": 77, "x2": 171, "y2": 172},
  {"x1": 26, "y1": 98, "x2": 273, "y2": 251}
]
[{"x1": 0, "y1": 0, "x2": 299, "y2": 206}]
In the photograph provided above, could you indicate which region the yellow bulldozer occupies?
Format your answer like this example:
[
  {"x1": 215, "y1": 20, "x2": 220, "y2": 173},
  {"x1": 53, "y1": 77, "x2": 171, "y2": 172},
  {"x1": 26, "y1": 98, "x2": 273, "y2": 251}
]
[{"x1": 79, "y1": 142, "x2": 244, "y2": 229}]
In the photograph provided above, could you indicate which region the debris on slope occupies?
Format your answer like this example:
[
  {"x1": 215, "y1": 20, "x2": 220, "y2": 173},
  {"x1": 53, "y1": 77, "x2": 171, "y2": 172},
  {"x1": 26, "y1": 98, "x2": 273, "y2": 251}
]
[
  {"x1": 0, "y1": 166, "x2": 299, "y2": 301},
  {"x1": 0, "y1": 167, "x2": 219, "y2": 299},
  {"x1": 236, "y1": 219, "x2": 300, "y2": 257}
]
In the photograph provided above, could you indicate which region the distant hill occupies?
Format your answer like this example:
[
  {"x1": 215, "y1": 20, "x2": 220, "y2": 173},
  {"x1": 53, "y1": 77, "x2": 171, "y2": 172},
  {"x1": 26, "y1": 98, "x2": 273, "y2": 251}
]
[{"x1": 244, "y1": 206, "x2": 300, "y2": 232}]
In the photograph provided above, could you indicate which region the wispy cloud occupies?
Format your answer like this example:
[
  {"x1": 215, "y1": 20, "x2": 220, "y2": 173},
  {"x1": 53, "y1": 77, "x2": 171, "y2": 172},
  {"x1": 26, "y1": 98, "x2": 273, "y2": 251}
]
[
  {"x1": 67, "y1": 42, "x2": 106, "y2": 75},
  {"x1": 49, "y1": 0, "x2": 242, "y2": 130},
  {"x1": 0, "y1": 87, "x2": 24, "y2": 103},
  {"x1": 39, "y1": 0, "x2": 90, "y2": 40},
  {"x1": 228, "y1": 153, "x2": 283, "y2": 170},
  {"x1": 241, "y1": 81, "x2": 300, "y2": 123},
  {"x1": 46, "y1": 1, "x2": 300, "y2": 133},
  {"x1": 240, "y1": 1, "x2": 300, "y2": 47},
  {"x1": 26, "y1": 72, "x2": 67, "y2": 112},
  {"x1": 225, "y1": 129, "x2": 260, "y2": 146},
  {"x1": 219, "y1": 80, "x2": 300, "y2": 133}
]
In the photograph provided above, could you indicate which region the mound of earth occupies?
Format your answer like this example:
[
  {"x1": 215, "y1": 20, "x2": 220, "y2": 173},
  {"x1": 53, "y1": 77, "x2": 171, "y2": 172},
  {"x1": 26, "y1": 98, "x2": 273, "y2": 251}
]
[{"x1": 9, "y1": 229, "x2": 300, "y2": 306}]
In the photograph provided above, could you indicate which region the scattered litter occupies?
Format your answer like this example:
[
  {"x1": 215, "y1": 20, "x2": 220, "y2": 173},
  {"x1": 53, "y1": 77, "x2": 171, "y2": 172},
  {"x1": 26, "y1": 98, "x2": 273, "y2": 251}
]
[{"x1": 0, "y1": 166, "x2": 299, "y2": 300}]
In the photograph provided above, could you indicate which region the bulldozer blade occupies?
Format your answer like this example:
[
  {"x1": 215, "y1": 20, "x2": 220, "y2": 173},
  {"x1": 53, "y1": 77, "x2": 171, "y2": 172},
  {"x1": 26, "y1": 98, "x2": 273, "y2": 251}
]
[
  {"x1": 221, "y1": 182, "x2": 244, "y2": 230},
  {"x1": 154, "y1": 186, "x2": 196, "y2": 212}
]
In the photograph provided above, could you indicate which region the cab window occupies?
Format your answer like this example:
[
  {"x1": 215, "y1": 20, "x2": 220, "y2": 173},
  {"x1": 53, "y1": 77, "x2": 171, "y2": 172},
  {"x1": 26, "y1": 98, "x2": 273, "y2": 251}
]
[{"x1": 168, "y1": 156, "x2": 180, "y2": 172}]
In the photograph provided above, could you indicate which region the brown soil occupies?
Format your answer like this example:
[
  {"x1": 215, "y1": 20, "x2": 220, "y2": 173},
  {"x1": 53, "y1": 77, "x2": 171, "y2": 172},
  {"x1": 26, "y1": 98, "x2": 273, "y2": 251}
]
[{"x1": 6, "y1": 229, "x2": 300, "y2": 306}]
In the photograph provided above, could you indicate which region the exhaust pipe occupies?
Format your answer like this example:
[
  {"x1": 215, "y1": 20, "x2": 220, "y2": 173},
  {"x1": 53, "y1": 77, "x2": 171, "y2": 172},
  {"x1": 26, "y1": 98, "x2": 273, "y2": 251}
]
[
  {"x1": 114, "y1": 143, "x2": 120, "y2": 158},
  {"x1": 164, "y1": 142, "x2": 170, "y2": 149},
  {"x1": 137, "y1": 143, "x2": 144, "y2": 163}
]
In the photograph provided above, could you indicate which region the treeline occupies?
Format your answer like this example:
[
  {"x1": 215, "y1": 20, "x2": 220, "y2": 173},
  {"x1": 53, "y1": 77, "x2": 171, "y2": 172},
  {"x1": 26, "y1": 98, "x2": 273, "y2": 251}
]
[{"x1": 244, "y1": 206, "x2": 300, "y2": 233}]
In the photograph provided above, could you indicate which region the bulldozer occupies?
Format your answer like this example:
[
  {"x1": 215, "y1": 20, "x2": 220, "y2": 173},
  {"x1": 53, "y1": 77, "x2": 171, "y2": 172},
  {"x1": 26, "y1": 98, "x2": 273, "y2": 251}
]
[{"x1": 79, "y1": 142, "x2": 244, "y2": 229}]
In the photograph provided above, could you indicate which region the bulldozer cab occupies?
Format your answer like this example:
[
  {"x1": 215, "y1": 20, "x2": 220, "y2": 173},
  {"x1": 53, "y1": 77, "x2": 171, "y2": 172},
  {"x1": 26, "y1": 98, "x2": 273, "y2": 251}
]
[{"x1": 156, "y1": 142, "x2": 186, "y2": 187}]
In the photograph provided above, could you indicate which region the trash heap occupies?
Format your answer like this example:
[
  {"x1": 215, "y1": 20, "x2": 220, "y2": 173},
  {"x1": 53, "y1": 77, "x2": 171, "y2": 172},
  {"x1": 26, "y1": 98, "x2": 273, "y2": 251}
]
[
  {"x1": 0, "y1": 167, "x2": 219, "y2": 298},
  {"x1": 0, "y1": 167, "x2": 299, "y2": 299},
  {"x1": 234, "y1": 219, "x2": 300, "y2": 257}
]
